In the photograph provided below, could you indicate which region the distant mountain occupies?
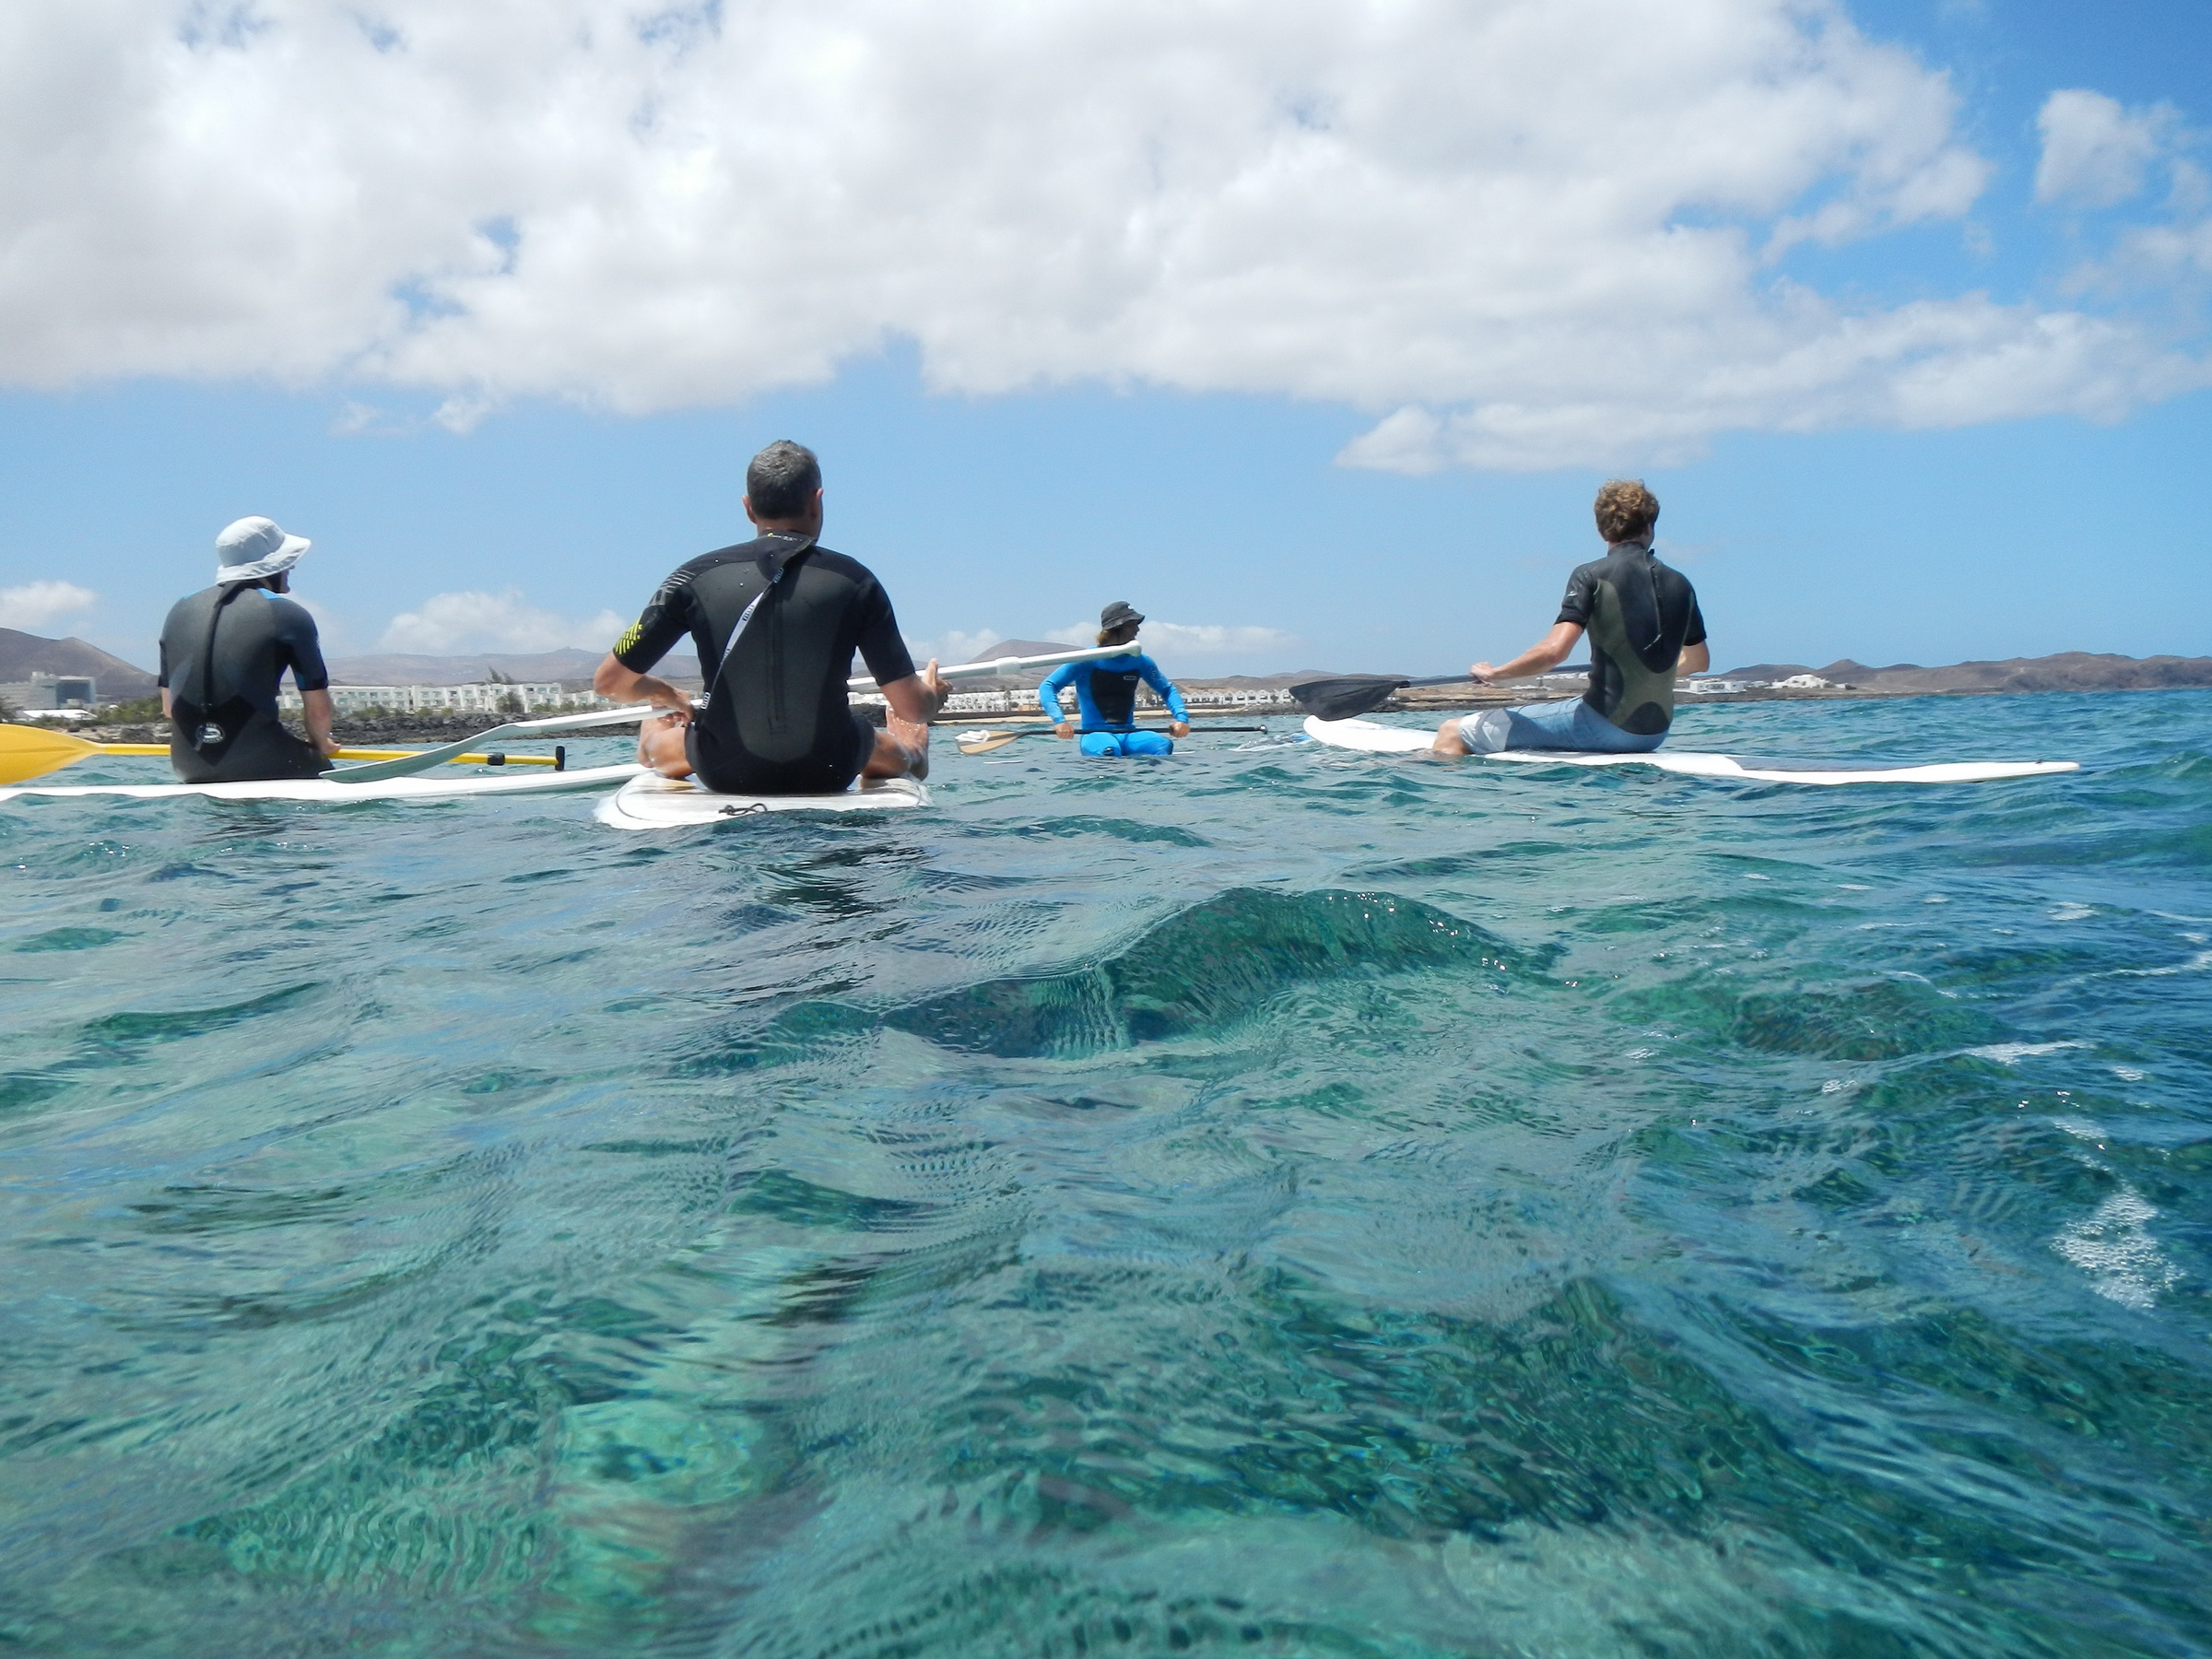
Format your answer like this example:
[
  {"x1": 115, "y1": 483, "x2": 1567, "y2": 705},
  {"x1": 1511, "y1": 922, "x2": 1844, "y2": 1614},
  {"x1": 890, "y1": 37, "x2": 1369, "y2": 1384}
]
[
  {"x1": 945, "y1": 639, "x2": 1099, "y2": 687},
  {"x1": 12, "y1": 622, "x2": 2200, "y2": 711},
  {"x1": 0, "y1": 628, "x2": 158, "y2": 698},
  {"x1": 1181, "y1": 669, "x2": 1346, "y2": 688},
  {"x1": 324, "y1": 647, "x2": 700, "y2": 686},
  {"x1": 1714, "y1": 652, "x2": 2212, "y2": 694}
]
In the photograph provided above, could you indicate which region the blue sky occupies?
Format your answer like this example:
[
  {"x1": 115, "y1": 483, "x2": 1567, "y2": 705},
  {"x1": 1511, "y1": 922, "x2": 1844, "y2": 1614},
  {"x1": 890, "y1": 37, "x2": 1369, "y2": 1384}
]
[{"x1": 0, "y1": 0, "x2": 2206, "y2": 678}]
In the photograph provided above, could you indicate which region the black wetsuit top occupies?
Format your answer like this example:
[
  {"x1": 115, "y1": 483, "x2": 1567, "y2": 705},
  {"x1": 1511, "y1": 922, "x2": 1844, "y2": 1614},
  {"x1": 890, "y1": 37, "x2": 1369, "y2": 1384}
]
[
  {"x1": 158, "y1": 584, "x2": 331, "y2": 782},
  {"x1": 1557, "y1": 543, "x2": 1707, "y2": 735},
  {"x1": 614, "y1": 535, "x2": 916, "y2": 794}
]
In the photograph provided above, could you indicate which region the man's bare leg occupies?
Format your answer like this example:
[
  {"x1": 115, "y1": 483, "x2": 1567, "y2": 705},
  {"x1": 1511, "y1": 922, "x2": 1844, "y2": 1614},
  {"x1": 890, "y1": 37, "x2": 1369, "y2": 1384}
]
[
  {"x1": 642, "y1": 710, "x2": 928, "y2": 785},
  {"x1": 637, "y1": 713, "x2": 694, "y2": 778},
  {"x1": 1431, "y1": 715, "x2": 1471, "y2": 756}
]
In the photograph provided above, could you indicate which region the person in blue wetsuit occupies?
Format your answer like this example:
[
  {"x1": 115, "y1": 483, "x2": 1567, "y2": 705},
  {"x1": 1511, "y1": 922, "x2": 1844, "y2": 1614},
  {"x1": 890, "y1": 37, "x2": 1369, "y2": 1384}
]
[{"x1": 1039, "y1": 601, "x2": 1192, "y2": 757}]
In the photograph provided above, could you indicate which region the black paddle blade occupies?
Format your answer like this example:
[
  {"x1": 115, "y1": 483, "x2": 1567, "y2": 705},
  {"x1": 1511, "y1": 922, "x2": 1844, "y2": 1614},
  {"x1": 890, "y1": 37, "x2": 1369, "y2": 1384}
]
[{"x1": 1287, "y1": 675, "x2": 1410, "y2": 720}]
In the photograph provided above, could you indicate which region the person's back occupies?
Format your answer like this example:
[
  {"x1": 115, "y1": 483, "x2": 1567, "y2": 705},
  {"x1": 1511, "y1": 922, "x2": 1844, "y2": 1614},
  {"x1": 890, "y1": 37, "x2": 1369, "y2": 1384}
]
[
  {"x1": 596, "y1": 440, "x2": 947, "y2": 794},
  {"x1": 1431, "y1": 478, "x2": 1709, "y2": 757},
  {"x1": 1560, "y1": 541, "x2": 1703, "y2": 737},
  {"x1": 618, "y1": 536, "x2": 912, "y2": 792},
  {"x1": 158, "y1": 517, "x2": 335, "y2": 783}
]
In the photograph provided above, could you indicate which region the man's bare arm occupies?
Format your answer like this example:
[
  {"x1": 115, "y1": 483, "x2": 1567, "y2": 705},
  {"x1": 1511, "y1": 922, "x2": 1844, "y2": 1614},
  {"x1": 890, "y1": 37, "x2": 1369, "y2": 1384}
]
[
  {"x1": 594, "y1": 653, "x2": 696, "y2": 720},
  {"x1": 1472, "y1": 622, "x2": 1584, "y2": 684},
  {"x1": 879, "y1": 663, "x2": 949, "y2": 726},
  {"x1": 302, "y1": 688, "x2": 338, "y2": 757},
  {"x1": 1677, "y1": 641, "x2": 1711, "y2": 677}
]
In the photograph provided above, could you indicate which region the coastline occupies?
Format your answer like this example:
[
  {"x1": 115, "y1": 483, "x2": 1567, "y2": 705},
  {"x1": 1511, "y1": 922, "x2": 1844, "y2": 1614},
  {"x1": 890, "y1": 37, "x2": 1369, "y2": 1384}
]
[{"x1": 60, "y1": 677, "x2": 2208, "y2": 748}]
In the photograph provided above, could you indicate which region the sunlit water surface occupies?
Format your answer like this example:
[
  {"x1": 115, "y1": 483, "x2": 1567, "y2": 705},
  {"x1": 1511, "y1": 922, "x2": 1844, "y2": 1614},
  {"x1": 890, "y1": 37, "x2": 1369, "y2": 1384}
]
[{"x1": 3, "y1": 692, "x2": 2208, "y2": 1658}]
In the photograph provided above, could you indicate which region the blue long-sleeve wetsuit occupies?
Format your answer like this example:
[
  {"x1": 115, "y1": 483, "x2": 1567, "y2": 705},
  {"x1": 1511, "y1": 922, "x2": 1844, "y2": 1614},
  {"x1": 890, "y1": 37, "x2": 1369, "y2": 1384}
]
[{"x1": 1038, "y1": 653, "x2": 1190, "y2": 756}]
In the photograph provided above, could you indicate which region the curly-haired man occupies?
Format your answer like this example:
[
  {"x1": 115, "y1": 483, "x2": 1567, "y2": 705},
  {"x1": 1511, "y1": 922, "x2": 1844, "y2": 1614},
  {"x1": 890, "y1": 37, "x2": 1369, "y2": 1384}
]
[{"x1": 1432, "y1": 478, "x2": 1709, "y2": 756}]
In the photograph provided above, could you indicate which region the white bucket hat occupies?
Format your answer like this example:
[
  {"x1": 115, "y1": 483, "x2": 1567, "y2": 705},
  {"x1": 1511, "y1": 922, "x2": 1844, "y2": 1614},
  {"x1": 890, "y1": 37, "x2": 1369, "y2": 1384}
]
[{"x1": 215, "y1": 516, "x2": 312, "y2": 583}]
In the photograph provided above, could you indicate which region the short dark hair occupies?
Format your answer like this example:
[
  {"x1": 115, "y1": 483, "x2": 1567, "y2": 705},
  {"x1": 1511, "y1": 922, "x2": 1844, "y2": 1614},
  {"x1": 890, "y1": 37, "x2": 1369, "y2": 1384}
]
[
  {"x1": 1594, "y1": 478, "x2": 1659, "y2": 543},
  {"x1": 747, "y1": 440, "x2": 822, "y2": 519}
]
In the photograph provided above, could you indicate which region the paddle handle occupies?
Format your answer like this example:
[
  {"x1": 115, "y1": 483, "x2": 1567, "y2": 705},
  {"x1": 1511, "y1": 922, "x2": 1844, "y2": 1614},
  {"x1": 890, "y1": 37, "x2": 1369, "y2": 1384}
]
[{"x1": 958, "y1": 724, "x2": 1270, "y2": 755}]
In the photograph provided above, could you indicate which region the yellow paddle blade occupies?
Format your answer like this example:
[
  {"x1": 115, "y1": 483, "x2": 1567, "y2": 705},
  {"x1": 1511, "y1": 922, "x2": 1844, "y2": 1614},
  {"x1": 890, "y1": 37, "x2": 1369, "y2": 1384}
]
[
  {"x1": 0, "y1": 726, "x2": 568, "y2": 786},
  {"x1": 0, "y1": 724, "x2": 102, "y2": 784},
  {"x1": 71, "y1": 744, "x2": 557, "y2": 766},
  {"x1": 955, "y1": 730, "x2": 1030, "y2": 756},
  {"x1": 76, "y1": 743, "x2": 431, "y2": 763}
]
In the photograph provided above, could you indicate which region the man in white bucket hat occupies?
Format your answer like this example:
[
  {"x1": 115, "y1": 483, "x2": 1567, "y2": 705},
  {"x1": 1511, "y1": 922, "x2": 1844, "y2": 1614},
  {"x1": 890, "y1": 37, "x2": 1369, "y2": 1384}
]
[{"x1": 157, "y1": 516, "x2": 338, "y2": 782}]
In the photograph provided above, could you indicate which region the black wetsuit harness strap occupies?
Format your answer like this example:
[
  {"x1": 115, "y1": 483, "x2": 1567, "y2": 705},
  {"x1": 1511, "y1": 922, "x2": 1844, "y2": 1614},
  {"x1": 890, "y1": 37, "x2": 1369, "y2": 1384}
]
[
  {"x1": 705, "y1": 534, "x2": 816, "y2": 709},
  {"x1": 187, "y1": 581, "x2": 258, "y2": 754}
]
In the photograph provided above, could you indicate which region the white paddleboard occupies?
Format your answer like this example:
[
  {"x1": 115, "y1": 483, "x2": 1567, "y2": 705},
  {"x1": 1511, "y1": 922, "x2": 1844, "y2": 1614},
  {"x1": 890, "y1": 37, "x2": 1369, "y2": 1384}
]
[
  {"x1": 0, "y1": 763, "x2": 644, "y2": 806},
  {"x1": 594, "y1": 772, "x2": 929, "y2": 830},
  {"x1": 1302, "y1": 717, "x2": 2077, "y2": 785}
]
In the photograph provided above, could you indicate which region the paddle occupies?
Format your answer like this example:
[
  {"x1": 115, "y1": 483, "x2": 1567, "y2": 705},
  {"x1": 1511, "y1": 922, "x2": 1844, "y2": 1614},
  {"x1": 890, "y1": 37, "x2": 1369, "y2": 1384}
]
[
  {"x1": 846, "y1": 643, "x2": 1126, "y2": 691},
  {"x1": 300, "y1": 648, "x2": 1146, "y2": 784},
  {"x1": 1289, "y1": 663, "x2": 1596, "y2": 721},
  {"x1": 344, "y1": 646, "x2": 1149, "y2": 780},
  {"x1": 1286, "y1": 674, "x2": 1476, "y2": 721},
  {"x1": 957, "y1": 724, "x2": 1270, "y2": 756},
  {"x1": 322, "y1": 705, "x2": 661, "y2": 783},
  {"x1": 0, "y1": 724, "x2": 566, "y2": 787}
]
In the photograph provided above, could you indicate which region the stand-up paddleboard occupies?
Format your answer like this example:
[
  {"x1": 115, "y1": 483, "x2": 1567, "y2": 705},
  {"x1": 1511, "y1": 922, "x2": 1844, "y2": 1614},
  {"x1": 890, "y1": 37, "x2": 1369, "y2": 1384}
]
[
  {"x1": 0, "y1": 763, "x2": 645, "y2": 806},
  {"x1": 595, "y1": 772, "x2": 929, "y2": 830},
  {"x1": 1303, "y1": 717, "x2": 2078, "y2": 785}
]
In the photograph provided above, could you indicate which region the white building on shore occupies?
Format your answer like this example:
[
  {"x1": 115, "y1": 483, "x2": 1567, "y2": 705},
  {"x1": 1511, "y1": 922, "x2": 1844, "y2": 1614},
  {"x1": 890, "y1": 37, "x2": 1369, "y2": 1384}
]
[
  {"x1": 277, "y1": 683, "x2": 608, "y2": 715},
  {"x1": 937, "y1": 688, "x2": 1036, "y2": 714},
  {"x1": 1, "y1": 672, "x2": 100, "y2": 711},
  {"x1": 1182, "y1": 687, "x2": 1289, "y2": 710},
  {"x1": 937, "y1": 683, "x2": 1292, "y2": 716}
]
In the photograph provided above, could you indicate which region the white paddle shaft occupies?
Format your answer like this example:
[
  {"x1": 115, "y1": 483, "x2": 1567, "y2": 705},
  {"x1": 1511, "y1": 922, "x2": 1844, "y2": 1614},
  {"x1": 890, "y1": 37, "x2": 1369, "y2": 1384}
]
[
  {"x1": 325, "y1": 704, "x2": 662, "y2": 783},
  {"x1": 848, "y1": 643, "x2": 1124, "y2": 690}
]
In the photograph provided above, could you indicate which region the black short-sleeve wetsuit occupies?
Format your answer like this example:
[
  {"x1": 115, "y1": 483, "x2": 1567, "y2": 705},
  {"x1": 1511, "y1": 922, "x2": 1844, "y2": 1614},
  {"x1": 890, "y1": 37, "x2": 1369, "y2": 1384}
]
[
  {"x1": 158, "y1": 584, "x2": 332, "y2": 782},
  {"x1": 613, "y1": 535, "x2": 916, "y2": 794},
  {"x1": 1556, "y1": 543, "x2": 1707, "y2": 736}
]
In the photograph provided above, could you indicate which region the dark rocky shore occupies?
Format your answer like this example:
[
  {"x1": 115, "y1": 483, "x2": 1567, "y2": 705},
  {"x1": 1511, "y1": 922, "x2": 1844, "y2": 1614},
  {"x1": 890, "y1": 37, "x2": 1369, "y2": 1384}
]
[{"x1": 80, "y1": 713, "x2": 518, "y2": 747}]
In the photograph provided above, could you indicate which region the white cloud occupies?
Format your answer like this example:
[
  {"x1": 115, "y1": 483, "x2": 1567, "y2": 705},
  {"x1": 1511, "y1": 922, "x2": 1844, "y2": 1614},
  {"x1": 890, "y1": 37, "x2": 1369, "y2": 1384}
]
[
  {"x1": 1336, "y1": 407, "x2": 1448, "y2": 477},
  {"x1": 0, "y1": 2, "x2": 2202, "y2": 468},
  {"x1": 379, "y1": 589, "x2": 626, "y2": 653},
  {"x1": 2035, "y1": 89, "x2": 2171, "y2": 209},
  {"x1": 0, "y1": 580, "x2": 99, "y2": 631},
  {"x1": 1341, "y1": 294, "x2": 2204, "y2": 471},
  {"x1": 1140, "y1": 622, "x2": 1301, "y2": 656}
]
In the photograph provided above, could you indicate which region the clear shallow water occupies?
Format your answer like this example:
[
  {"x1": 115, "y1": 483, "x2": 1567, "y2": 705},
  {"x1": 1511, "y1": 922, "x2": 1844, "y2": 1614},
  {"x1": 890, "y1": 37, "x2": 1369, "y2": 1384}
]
[{"x1": 2, "y1": 690, "x2": 2208, "y2": 1658}]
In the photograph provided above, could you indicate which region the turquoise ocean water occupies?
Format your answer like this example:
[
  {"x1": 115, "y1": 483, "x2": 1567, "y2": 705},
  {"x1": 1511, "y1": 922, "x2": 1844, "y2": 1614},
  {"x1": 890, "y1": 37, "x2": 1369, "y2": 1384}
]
[{"x1": 2, "y1": 691, "x2": 2208, "y2": 1657}]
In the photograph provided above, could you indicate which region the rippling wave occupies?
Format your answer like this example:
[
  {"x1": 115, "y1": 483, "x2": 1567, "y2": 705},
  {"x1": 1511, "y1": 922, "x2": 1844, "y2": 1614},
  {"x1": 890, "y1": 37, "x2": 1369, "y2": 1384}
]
[{"x1": 1, "y1": 690, "x2": 2206, "y2": 1656}]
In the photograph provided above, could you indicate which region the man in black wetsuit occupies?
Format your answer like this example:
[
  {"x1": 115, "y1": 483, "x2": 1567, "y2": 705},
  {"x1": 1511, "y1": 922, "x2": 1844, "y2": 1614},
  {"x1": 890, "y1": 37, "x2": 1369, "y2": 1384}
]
[
  {"x1": 1432, "y1": 478, "x2": 1710, "y2": 756},
  {"x1": 594, "y1": 440, "x2": 947, "y2": 792},
  {"x1": 158, "y1": 516, "x2": 338, "y2": 782}
]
